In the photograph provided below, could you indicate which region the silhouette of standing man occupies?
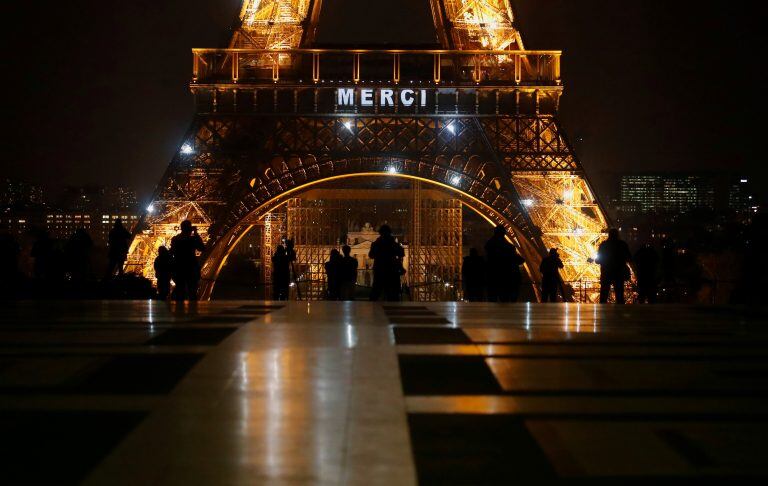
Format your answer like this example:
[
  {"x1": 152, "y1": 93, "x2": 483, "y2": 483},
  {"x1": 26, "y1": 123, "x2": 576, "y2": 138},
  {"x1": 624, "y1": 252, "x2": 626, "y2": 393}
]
[
  {"x1": 340, "y1": 245, "x2": 358, "y2": 301},
  {"x1": 369, "y1": 225, "x2": 405, "y2": 301},
  {"x1": 539, "y1": 248, "x2": 564, "y2": 303},
  {"x1": 462, "y1": 248, "x2": 485, "y2": 302},
  {"x1": 485, "y1": 226, "x2": 525, "y2": 302},
  {"x1": 106, "y1": 219, "x2": 131, "y2": 278},
  {"x1": 634, "y1": 242, "x2": 659, "y2": 304},
  {"x1": 170, "y1": 220, "x2": 205, "y2": 301},
  {"x1": 597, "y1": 229, "x2": 632, "y2": 304},
  {"x1": 153, "y1": 246, "x2": 173, "y2": 300},
  {"x1": 271, "y1": 242, "x2": 296, "y2": 301},
  {"x1": 325, "y1": 249, "x2": 343, "y2": 300}
]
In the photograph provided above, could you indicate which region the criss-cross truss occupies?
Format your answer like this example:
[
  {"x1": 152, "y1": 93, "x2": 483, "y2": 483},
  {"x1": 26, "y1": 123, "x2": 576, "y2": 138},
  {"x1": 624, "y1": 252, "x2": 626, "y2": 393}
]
[
  {"x1": 435, "y1": 0, "x2": 523, "y2": 50},
  {"x1": 233, "y1": 0, "x2": 313, "y2": 50}
]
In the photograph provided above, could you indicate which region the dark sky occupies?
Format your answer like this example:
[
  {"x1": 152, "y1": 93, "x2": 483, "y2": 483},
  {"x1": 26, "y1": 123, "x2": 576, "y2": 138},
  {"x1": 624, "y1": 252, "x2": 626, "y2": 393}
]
[{"x1": 4, "y1": 0, "x2": 764, "y2": 202}]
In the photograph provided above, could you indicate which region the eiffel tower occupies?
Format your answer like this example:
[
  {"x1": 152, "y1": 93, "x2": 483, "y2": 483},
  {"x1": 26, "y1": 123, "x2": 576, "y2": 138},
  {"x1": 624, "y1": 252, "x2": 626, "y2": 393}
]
[{"x1": 126, "y1": 0, "x2": 609, "y2": 301}]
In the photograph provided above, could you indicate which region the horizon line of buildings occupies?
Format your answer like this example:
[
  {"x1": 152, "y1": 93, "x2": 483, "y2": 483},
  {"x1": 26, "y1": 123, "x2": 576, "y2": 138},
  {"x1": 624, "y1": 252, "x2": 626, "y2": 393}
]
[
  {"x1": 1, "y1": 179, "x2": 142, "y2": 247},
  {"x1": 603, "y1": 172, "x2": 760, "y2": 217}
]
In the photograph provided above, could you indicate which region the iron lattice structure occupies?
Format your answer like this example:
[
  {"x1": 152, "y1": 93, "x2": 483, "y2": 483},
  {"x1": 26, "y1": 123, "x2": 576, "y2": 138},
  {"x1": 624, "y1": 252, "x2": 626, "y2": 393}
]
[
  {"x1": 233, "y1": 1, "x2": 318, "y2": 50},
  {"x1": 431, "y1": 0, "x2": 524, "y2": 50},
  {"x1": 409, "y1": 182, "x2": 463, "y2": 301},
  {"x1": 271, "y1": 187, "x2": 462, "y2": 301},
  {"x1": 126, "y1": 0, "x2": 609, "y2": 301},
  {"x1": 260, "y1": 210, "x2": 286, "y2": 286},
  {"x1": 286, "y1": 197, "x2": 344, "y2": 299}
]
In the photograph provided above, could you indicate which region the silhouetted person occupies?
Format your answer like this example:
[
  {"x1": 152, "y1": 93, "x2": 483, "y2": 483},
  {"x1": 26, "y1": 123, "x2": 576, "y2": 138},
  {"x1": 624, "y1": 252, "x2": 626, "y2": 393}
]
[
  {"x1": 369, "y1": 225, "x2": 405, "y2": 301},
  {"x1": 462, "y1": 248, "x2": 485, "y2": 302},
  {"x1": 153, "y1": 246, "x2": 173, "y2": 300},
  {"x1": 539, "y1": 248, "x2": 564, "y2": 303},
  {"x1": 272, "y1": 243, "x2": 296, "y2": 301},
  {"x1": 31, "y1": 230, "x2": 55, "y2": 281},
  {"x1": 170, "y1": 220, "x2": 205, "y2": 301},
  {"x1": 64, "y1": 229, "x2": 93, "y2": 283},
  {"x1": 106, "y1": 219, "x2": 131, "y2": 278},
  {"x1": 0, "y1": 233, "x2": 21, "y2": 294},
  {"x1": 597, "y1": 229, "x2": 632, "y2": 304},
  {"x1": 325, "y1": 249, "x2": 343, "y2": 300},
  {"x1": 634, "y1": 243, "x2": 659, "y2": 304},
  {"x1": 340, "y1": 245, "x2": 358, "y2": 301},
  {"x1": 485, "y1": 226, "x2": 525, "y2": 302}
]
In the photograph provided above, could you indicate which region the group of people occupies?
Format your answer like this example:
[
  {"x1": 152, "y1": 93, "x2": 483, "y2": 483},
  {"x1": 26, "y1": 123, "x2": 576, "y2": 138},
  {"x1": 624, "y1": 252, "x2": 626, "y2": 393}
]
[
  {"x1": 153, "y1": 220, "x2": 205, "y2": 301},
  {"x1": 462, "y1": 226, "x2": 528, "y2": 302},
  {"x1": 0, "y1": 218, "x2": 133, "y2": 289},
  {"x1": 294, "y1": 224, "x2": 651, "y2": 304},
  {"x1": 461, "y1": 226, "x2": 565, "y2": 303},
  {"x1": 155, "y1": 223, "x2": 661, "y2": 304},
  {"x1": 2, "y1": 212, "x2": 662, "y2": 304},
  {"x1": 596, "y1": 228, "x2": 661, "y2": 304},
  {"x1": 275, "y1": 224, "x2": 404, "y2": 302},
  {"x1": 324, "y1": 246, "x2": 359, "y2": 300}
]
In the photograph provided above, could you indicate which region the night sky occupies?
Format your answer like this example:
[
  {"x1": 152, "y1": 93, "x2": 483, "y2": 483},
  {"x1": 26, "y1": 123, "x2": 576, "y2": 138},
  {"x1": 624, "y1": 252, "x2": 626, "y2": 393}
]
[{"x1": 4, "y1": 0, "x2": 764, "y2": 203}]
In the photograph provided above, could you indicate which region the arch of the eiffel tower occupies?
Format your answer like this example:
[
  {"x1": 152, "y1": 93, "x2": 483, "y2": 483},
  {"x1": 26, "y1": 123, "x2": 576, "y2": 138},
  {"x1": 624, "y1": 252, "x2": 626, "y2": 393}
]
[{"x1": 125, "y1": 0, "x2": 609, "y2": 301}]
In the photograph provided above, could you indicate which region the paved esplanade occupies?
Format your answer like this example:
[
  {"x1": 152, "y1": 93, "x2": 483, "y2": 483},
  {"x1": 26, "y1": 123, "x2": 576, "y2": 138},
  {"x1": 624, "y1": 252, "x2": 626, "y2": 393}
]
[{"x1": 1, "y1": 302, "x2": 767, "y2": 484}]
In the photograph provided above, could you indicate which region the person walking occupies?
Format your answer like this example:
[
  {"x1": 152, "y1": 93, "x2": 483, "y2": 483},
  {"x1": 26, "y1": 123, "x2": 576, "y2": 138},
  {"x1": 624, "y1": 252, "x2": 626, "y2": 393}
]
[
  {"x1": 634, "y1": 243, "x2": 659, "y2": 304},
  {"x1": 340, "y1": 245, "x2": 358, "y2": 301},
  {"x1": 153, "y1": 246, "x2": 173, "y2": 300},
  {"x1": 539, "y1": 248, "x2": 564, "y2": 303},
  {"x1": 369, "y1": 225, "x2": 405, "y2": 302},
  {"x1": 596, "y1": 229, "x2": 632, "y2": 304},
  {"x1": 461, "y1": 248, "x2": 485, "y2": 302},
  {"x1": 106, "y1": 219, "x2": 131, "y2": 278},
  {"x1": 324, "y1": 249, "x2": 343, "y2": 300},
  {"x1": 485, "y1": 226, "x2": 525, "y2": 302},
  {"x1": 170, "y1": 220, "x2": 205, "y2": 301}
]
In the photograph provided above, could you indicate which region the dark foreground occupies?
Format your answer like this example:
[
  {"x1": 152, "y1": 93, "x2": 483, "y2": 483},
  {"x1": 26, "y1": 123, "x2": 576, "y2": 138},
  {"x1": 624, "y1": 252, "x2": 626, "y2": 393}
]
[{"x1": 1, "y1": 301, "x2": 767, "y2": 484}]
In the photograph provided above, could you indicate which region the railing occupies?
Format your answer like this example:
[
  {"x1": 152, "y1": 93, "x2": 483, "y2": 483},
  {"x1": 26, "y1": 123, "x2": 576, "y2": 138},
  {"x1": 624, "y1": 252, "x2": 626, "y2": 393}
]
[{"x1": 191, "y1": 48, "x2": 562, "y2": 87}]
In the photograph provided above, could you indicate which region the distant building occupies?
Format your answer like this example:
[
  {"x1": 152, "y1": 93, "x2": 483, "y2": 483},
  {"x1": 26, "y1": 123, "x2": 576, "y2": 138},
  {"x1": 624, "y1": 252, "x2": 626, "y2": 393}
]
[
  {"x1": 619, "y1": 174, "x2": 715, "y2": 214},
  {"x1": 0, "y1": 183, "x2": 142, "y2": 246},
  {"x1": 55, "y1": 185, "x2": 139, "y2": 212},
  {"x1": 94, "y1": 213, "x2": 141, "y2": 246},
  {"x1": 1, "y1": 179, "x2": 43, "y2": 209},
  {"x1": 728, "y1": 177, "x2": 759, "y2": 214},
  {"x1": 45, "y1": 212, "x2": 140, "y2": 246},
  {"x1": 0, "y1": 212, "x2": 32, "y2": 237}
]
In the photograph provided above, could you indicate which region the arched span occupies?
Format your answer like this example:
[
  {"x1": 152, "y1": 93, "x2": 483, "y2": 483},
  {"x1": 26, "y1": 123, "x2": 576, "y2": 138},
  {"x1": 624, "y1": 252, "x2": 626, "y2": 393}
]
[{"x1": 198, "y1": 172, "x2": 544, "y2": 300}]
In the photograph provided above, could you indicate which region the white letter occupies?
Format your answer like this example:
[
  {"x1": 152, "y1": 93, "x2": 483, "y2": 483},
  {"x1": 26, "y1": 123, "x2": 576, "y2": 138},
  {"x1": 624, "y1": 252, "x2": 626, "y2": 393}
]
[
  {"x1": 337, "y1": 88, "x2": 354, "y2": 106},
  {"x1": 380, "y1": 89, "x2": 394, "y2": 107},
  {"x1": 360, "y1": 89, "x2": 374, "y2": 106},
  {"x1": 400, "y1": 89, "x2": 415, "y2": 106},
  {"x1": 420, "y1": 89, "x2": 427, "y2": 107}
]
